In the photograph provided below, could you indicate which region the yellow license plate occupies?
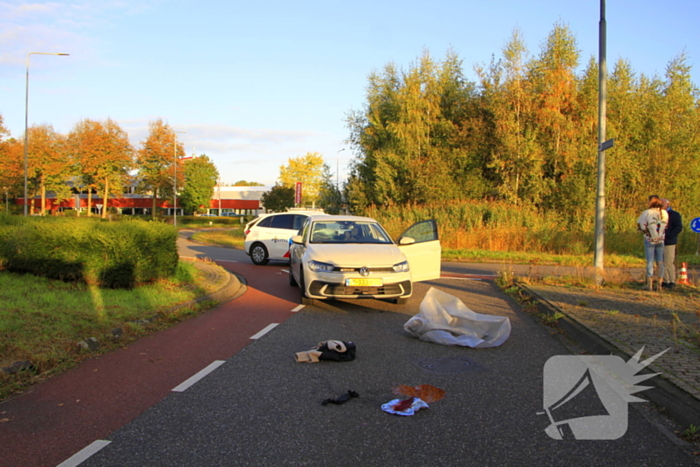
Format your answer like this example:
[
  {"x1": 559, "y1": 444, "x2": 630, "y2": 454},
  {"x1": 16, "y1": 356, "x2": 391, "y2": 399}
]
[{"x1": 346, "y1": 278, "x2": 383, "y2": 287}]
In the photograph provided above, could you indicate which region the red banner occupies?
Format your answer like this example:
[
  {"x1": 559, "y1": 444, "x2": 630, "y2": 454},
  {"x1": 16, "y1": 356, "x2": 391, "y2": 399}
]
[{"x1": 295, "y1": 182, "x2": 302, "y2": 205}]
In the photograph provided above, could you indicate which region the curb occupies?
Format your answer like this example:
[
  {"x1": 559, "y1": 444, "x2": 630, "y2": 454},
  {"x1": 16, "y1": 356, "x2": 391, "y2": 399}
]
[
  {"x1": 519, "y1": 284, "x2": 700, "y2": 431},
  {"x1": 177, "y1": 259, "x2": 247, "y2": 309}
]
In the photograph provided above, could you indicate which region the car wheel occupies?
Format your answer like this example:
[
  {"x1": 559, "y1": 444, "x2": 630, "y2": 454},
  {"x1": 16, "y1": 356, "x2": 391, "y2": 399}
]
[
  {"x1": 289, "y1": 266, "x2": 298, "y2": 287},
  {"x1": 250, "y1": 243, "x2": 269, "y2": 265}
]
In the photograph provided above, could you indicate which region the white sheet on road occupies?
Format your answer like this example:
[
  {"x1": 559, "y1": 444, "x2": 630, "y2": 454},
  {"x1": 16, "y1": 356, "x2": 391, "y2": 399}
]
[{"x1": 404, "y1": 287, "x2": 511, "y2": 348}]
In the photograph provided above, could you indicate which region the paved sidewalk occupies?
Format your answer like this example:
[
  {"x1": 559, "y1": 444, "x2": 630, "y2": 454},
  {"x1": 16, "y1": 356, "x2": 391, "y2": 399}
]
[{"x1": 525, "y1": 283, "x2": 700, "y2": 428}]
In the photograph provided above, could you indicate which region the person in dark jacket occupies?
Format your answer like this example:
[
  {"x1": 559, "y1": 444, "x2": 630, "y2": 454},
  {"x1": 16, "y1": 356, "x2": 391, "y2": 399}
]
[{"x1": 661, "y1": 198, "x2": 683, "y2": 289}]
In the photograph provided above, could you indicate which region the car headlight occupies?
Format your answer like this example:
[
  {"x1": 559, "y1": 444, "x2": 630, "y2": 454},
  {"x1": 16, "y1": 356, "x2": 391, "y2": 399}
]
[
  {"x1": 393, "y1": 261, "x2": 410, "y2": 273},
  {"x1": 308, "y1": 260, "x2": 335, "y2": 273}
]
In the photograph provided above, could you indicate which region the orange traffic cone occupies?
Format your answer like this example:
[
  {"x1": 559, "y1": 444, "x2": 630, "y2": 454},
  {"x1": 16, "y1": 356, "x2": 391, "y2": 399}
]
[{"x1": 678, "y1": 262, "x2": 690, "y2": 286}]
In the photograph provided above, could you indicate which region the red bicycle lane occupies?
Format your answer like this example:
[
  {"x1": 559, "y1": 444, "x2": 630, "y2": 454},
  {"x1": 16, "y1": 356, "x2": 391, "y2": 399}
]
[{"x1": 0, "y1": 261, "x2": 298, "y2": 467}]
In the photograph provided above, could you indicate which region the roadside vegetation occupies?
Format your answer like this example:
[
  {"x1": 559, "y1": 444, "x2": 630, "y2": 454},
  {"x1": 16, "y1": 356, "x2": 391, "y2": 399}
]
[
  {"x1": 0, "y1": 216, "x2": 226, "y2": 400},
  {"x1": 0, "y1": 260, "x2": 218, "y2": 400},
  {"x1": 187, "y1": 204, "x2": 699, "y2": 268}
]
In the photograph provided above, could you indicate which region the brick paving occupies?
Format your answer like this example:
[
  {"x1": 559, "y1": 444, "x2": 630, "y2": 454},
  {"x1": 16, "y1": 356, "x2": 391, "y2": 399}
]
[{"x1": 527, "y1": 284, "x2": 700, "y2": 400}]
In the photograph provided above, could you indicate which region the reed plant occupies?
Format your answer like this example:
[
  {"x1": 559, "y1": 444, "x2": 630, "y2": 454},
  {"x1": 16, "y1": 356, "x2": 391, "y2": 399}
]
[{"x1": 362, "y1": 202, "x2": 698, "y2": 265}]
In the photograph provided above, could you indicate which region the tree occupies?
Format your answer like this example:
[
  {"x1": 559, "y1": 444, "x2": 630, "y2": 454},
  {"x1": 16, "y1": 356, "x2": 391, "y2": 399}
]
[
  {"x1": 135, "y1": 119, "x2": 184, "y2": 218},
  {"x1": 179, "y1": 155, "x2": 219, "y2": 214},
  {"x1": 347, "y1": 51, "x2": 483, "y2": 210},
  {"x1": 477, "y1": 29, "x2": 542, "y2": 205},
  {"x1": 261, "y1": 185, "x2": 294, "y2": 212},
  {"x1": 67, "y1": 118, "x2": 134, "y2": 217},
  {"x1": 346, "y1": 62, "x2": 402, "y2": 210},
  {"x1": 657, "y1": 53, "x2": 700, "y2": 208},
  {"x1": 316, "y1": 165, "x2": 343, "y2": 214},
  {"x1": 344, "y1": 23, "x2": 700, "y2": 222},
  {"x1": 278, "y1": 152, "x2": 328, "y2": 207},
  {"x1": 0, "y1": 138, "x2": 23, "y2": 213},
  {"x1": 0, "y1": 116, "x2": 23, "y2": 213},
  {"x1": 233, "y1": 180, "x2": 265, "y2": 186},
  {"x1": 26, "y1": 124, "x2": 71, "y2": 215},
  {"x1": 606, "y1": 58, "x2": 647, "y2": 210}
]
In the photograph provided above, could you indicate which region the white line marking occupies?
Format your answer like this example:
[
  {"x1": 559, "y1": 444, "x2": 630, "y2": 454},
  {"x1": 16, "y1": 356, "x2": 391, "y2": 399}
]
[
  {"x1": 172, "y1": 360, "x2": 226, "y2": 392},
  {"x1": 56, "y1": 440, "x2": 111, "y2": 467},
  {"x1": 250, "y1": 323, "x2": 279, "y2": 340},
  {"x1": 291, "y1": 305, "x2": 305, "y2": 312},
  {"x1": 179, "y1": 256, "x2": 238, "y2": 263},
  {"x1": 439, "y1": 277, "x2": 484, "y2": 281},
  {"x1": 281, "y1": 268, "x2": 290, "y2": 274}
]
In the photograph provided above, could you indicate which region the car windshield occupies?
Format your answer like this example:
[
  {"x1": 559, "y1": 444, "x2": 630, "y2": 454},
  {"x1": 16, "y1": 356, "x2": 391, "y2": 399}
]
[{"x1": 309, "y1": 220, "x2": 393, "y2": 244}]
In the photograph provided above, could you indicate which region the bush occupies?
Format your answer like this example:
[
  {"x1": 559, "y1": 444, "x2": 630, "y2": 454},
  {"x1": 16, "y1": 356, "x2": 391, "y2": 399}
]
[{"x1": 0, "y1": 217, "x2": 178, "y2": 288}]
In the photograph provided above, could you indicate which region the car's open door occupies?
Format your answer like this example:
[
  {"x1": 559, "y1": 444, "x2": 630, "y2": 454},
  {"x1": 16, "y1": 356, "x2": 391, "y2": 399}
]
[{"x1": 397, "y1": 219, "x2": 441, "y2": 282}]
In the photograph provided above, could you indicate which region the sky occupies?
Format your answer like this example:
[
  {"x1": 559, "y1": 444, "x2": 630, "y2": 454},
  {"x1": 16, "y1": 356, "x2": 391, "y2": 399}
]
[{"x1": 1, "y1": 0, "x2": 698, "y2": 187}]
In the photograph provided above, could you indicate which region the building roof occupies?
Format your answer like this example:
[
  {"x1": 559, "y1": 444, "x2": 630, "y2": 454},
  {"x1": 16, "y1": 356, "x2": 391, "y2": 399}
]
[{"x1": 214, "y1": 186, "x2": 271, "y2": 201}]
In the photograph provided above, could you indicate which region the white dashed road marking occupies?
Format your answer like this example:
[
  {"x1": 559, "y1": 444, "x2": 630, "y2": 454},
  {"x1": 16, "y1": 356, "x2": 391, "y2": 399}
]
[
  {"x1": 172, "y1": 360, "x2": 226, "y2": 393},
  {"x1": 439, "y1": 277, "x2": 483, "y2": 281},
  {"x1": 250, "y1": 323, "x2": 279, "y2": 340},
  {"x1": 179, "y1": 256, "x2": 238, "y2": 263},
  {"x1": 56, "y1": 440, "x2": 111, "y2": 467},
  {"x1": 291, "y1": 305, "x2": 305, "y2": 312}
]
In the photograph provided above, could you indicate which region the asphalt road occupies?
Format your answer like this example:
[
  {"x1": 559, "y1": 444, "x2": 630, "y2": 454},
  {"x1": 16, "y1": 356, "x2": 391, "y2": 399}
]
[
  {"x1": 2, "y1": 236, "x2": 695, "y2": 466},
  {"x1": 72, "y1": 239, "x2": 695, "y2": 466}
]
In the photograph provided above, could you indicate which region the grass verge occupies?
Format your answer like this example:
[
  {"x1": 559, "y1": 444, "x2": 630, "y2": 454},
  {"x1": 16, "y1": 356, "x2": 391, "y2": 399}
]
[
  {"x1": 0, "y1": 260, "x2": 221, "y2": 400},
  {"x1": 189, "y1": 227, "x2": 245, "y2": 249}
]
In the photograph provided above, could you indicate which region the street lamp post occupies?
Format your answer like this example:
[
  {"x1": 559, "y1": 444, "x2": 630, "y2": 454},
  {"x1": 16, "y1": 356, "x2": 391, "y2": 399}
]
[
  {"x1": 173, "y1": 131, "x2": 186, "y2": 226},
  {"x1": 594, "y1": 0, "x2": 609, "y2": 284},
  {"x1": 24, "y1": 52, "x2": 69, "y2": 216},
  {"x1": 336, "y1": 148, "x2": 345, "y2": 190}
]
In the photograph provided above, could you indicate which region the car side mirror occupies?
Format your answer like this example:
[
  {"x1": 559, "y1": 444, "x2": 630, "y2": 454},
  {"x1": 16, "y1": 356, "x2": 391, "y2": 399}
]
[
  {"x1": 291, "y1": 235, "x2": 303, "y2": 244},
  {"x1": 399, "y1": 237, "x2": 415, "y2": 245}
]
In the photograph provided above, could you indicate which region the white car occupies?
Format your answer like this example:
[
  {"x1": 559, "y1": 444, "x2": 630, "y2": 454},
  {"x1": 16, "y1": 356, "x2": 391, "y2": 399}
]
[
  {"x1": 288, "y1": 215, "x2": 441, "y2": 304},
  {"x1": 244, "y1": 210, "x2": 322, "y2": 265}
]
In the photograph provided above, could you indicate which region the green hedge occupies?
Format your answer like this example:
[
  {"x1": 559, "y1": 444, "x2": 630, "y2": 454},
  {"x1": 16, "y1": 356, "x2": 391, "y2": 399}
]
[
  {"x1": 0, "y1": 217, "x2": 178, "y2": 288},
  {"x1": 176, "y1": 215, "x2": 248, "y2": 227}
]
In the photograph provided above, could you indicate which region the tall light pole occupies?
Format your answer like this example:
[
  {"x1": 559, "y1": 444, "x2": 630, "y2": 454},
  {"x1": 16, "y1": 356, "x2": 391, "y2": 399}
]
[
  {"x1": 173, "y1": 130, "x2": 186, "y2": 226},
  {"x1": 594, "y1": 0, "x2": 613, "y2": 284},
  {"x1": 336, "y1": 148, "x2": 345, "y2": 190},
  {"x1": 24, "y1": 52, "x2": 69, "y2": 216}
]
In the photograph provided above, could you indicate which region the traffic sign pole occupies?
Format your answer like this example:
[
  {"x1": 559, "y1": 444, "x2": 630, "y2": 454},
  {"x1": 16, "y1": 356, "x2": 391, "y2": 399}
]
[{"x1": 690, "y1": 217, "x2": 700, "y2": 255}]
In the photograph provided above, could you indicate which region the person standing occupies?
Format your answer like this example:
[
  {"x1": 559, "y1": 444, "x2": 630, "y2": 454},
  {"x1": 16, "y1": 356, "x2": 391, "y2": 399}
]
[
  {"x1": 637, "y1": 195, "x2": 668, "y2": 291},
  {"x1": 661, "y1": 198, "x2": 683, "y2": 289}
]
